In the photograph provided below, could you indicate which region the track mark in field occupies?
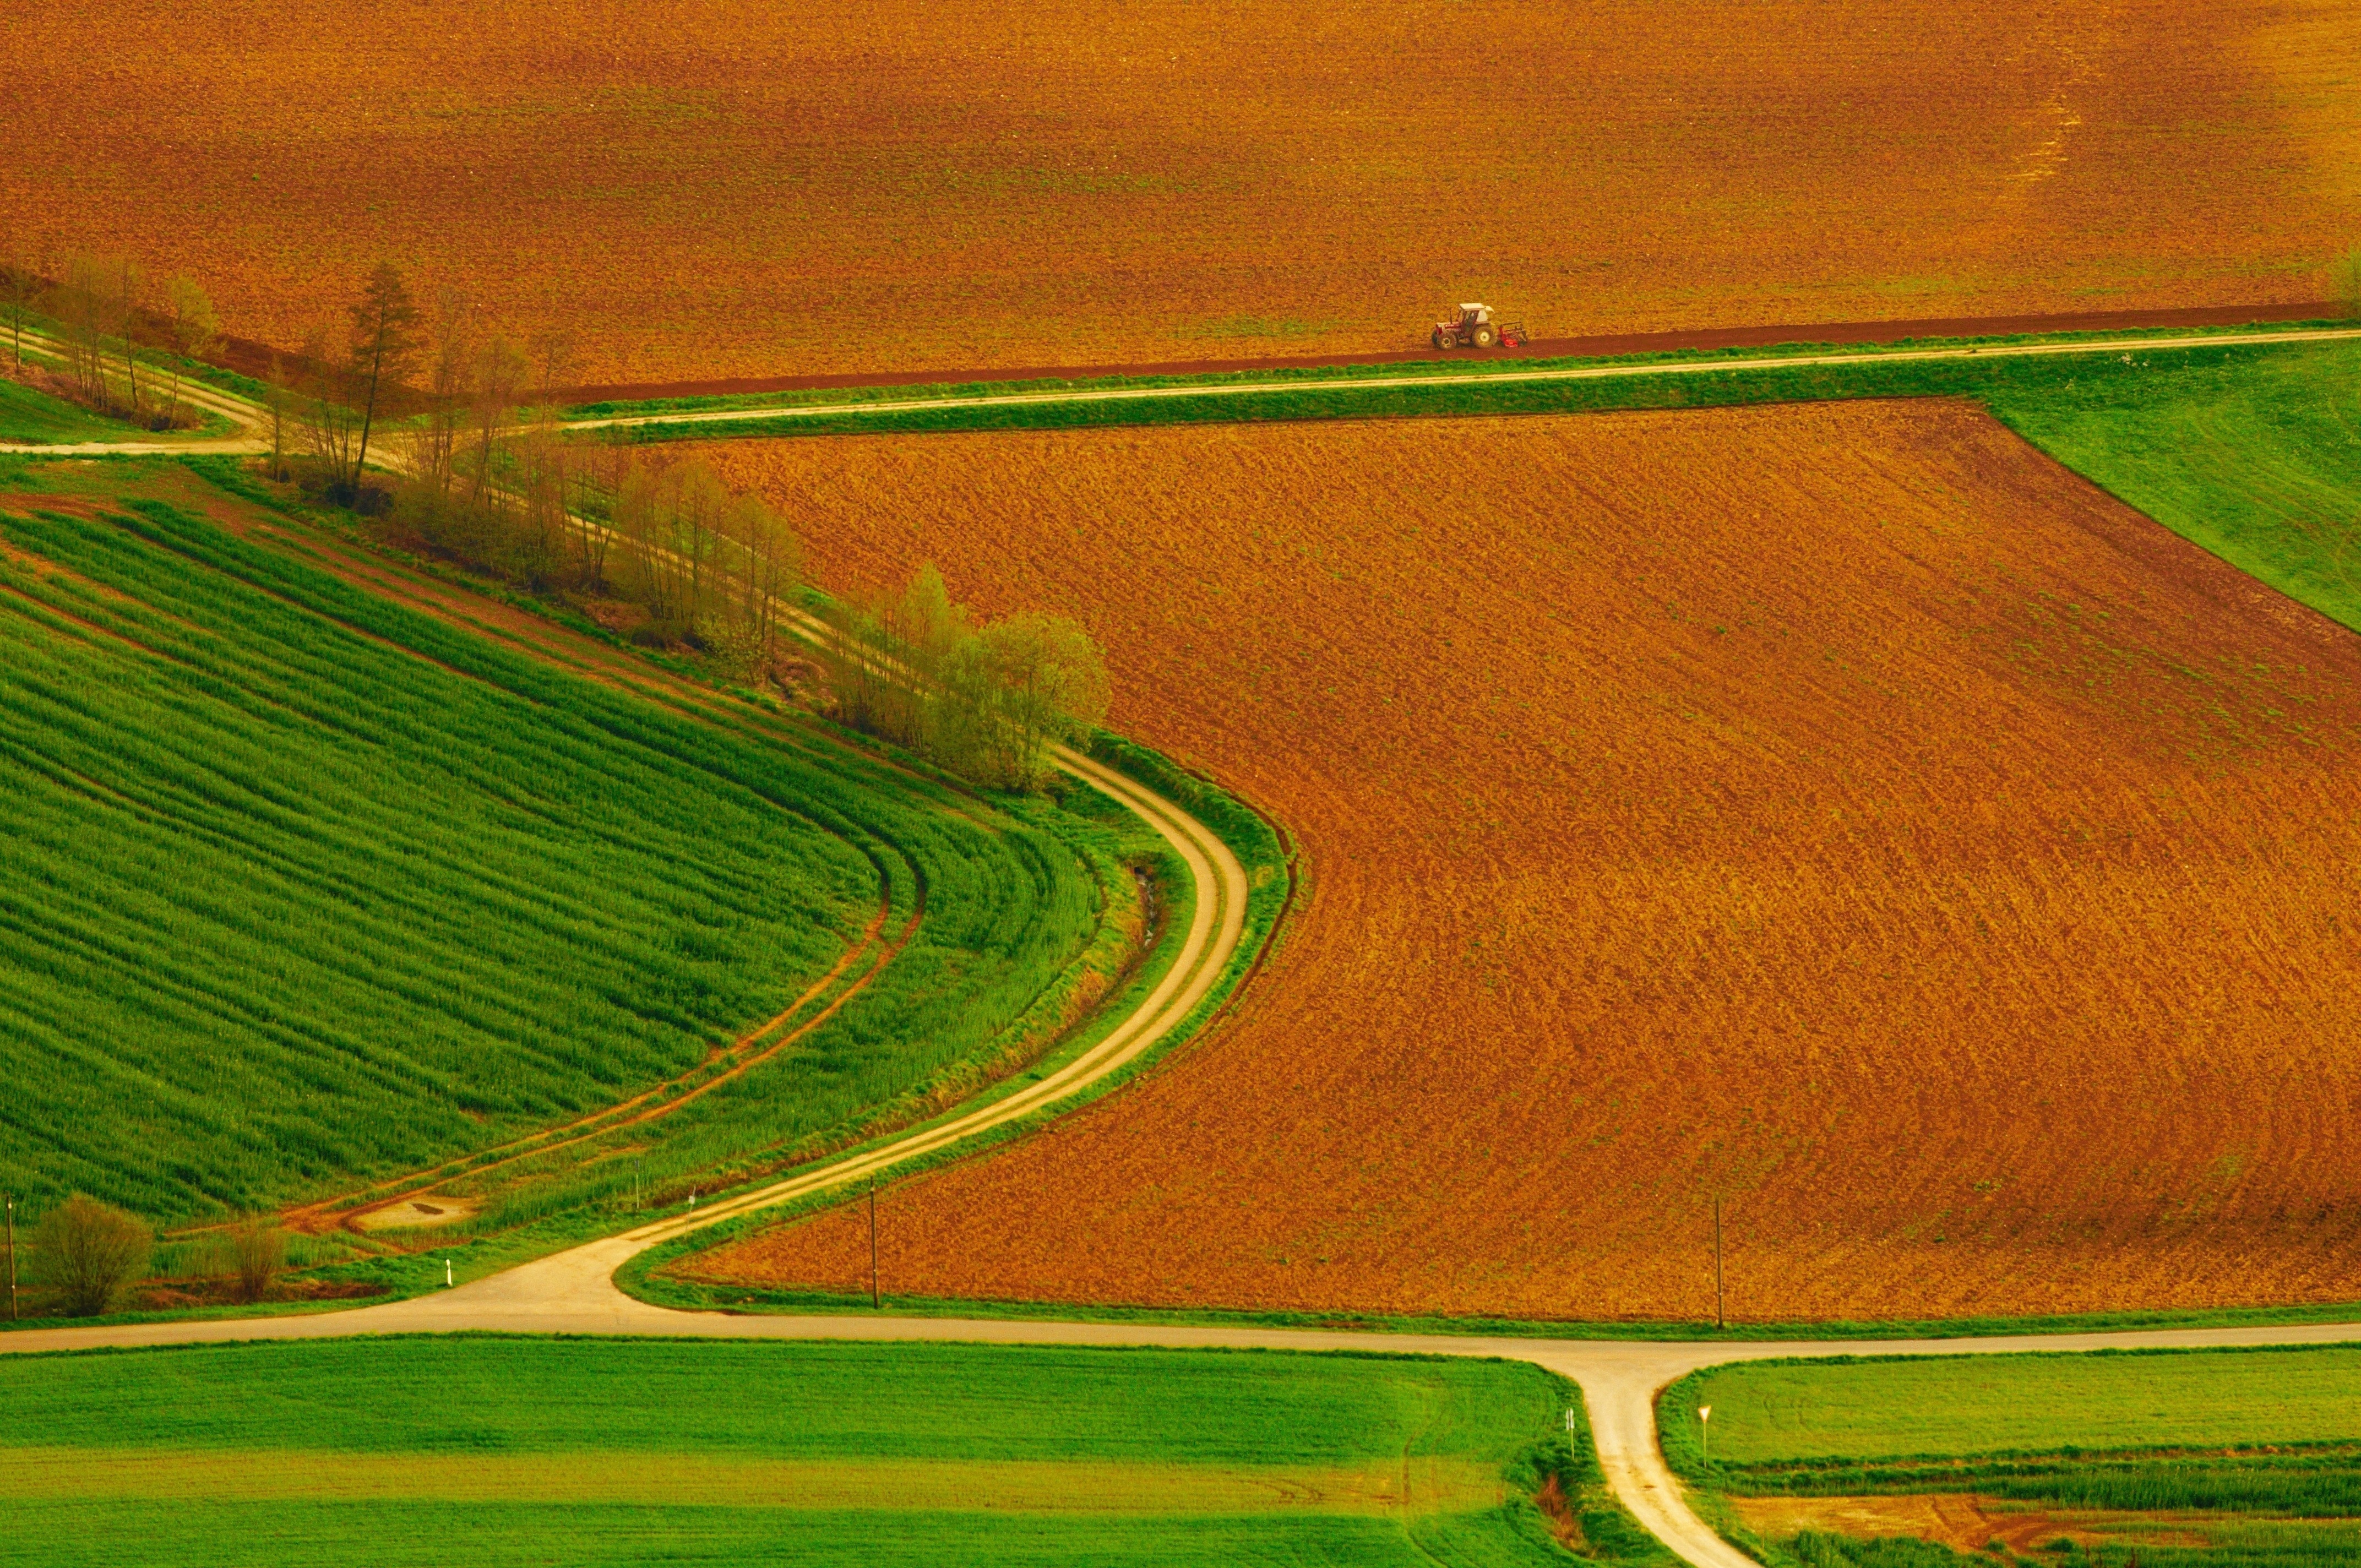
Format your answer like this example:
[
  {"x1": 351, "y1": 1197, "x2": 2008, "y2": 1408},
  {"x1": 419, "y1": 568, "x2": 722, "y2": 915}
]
[{"x1": 275, "y1": 881, "x2": 918, "y2": 1236}]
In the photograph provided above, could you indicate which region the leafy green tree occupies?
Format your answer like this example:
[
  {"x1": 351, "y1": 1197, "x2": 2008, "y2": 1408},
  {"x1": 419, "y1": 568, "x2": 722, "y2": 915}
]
[{"x1": 977, "y1": 611, "x2": 1109, "y2": 785}]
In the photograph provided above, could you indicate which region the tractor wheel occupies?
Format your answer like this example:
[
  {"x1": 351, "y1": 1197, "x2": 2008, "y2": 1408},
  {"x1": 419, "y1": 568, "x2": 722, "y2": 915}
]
[
  {"x1": 1472, "y1": 324, "x2": 1497, "y2": 348},
  {"x1": 1432, "y1": 329, "x2": 1455, "y2": 350}
]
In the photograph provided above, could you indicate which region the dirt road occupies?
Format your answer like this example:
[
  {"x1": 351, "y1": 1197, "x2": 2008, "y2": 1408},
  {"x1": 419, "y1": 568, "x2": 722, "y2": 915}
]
[
  {"x1": 552, "y1": 300, "x2": 2348, "y2": 404},
  {"x1": 559, "y1": 324, "x2": 2361, "y2": 438},
  {"x1": 10, "y1": 319, "x2": 2360, "y2": 459}
]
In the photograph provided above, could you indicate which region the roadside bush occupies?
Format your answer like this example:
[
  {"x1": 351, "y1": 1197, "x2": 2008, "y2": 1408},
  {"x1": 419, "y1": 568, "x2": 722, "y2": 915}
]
[
  {"x1": 34, "y1": 1195, "x2": 151, "y2": 1316},
  {"x1": 229, "y1": 1213, "x2": 287, "y2": 1304}
]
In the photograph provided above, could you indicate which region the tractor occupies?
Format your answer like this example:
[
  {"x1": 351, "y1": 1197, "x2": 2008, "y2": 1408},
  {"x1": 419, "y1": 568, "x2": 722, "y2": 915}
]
[{"x1": 1431, "y1": 303, "x2": 1526, "y2": 350}]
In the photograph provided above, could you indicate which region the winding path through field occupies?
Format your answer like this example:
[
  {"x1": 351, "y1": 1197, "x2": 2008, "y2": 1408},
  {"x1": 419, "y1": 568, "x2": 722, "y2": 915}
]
[{"x1": 12, "y1": 313, "x2": 2361, "y2": 1566}]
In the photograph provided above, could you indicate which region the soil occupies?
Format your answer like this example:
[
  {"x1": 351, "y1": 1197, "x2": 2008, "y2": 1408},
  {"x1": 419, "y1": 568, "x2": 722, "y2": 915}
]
[
  {"x1": 5, "y1": 0, "x2": 2354, "y2": 383},
  {"x1": 678, "y1": 401, "x2": 2361, "y2": 1323},
  {"x1": 1729, "y1": 1495, "x2": 2210, "y2": 1556},
  {"x1": 349, "y1": 1196, "x2": 481, "y2": 1233},
  {"x1": 131, "y1": 1278, "x2": 391, "y2": 1310}
]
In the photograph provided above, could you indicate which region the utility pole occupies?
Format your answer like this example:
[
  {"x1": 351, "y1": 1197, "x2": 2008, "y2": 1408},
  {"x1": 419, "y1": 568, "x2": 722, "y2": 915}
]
[
  {"x1": 1713, "y1": 1198, "x2": 1725, "y2": 1331},
  {"x1": 869, "y1": 1180, "x2": 880, "y2": 1309},
  {"x1": 5, "y1": 1195, "x2": 15, "y2": 1322}
]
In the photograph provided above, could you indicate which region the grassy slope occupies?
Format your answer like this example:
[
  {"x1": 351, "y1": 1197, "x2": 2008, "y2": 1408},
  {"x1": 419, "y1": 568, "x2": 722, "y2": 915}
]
[
  {"x1": 1989, "y1": 345, "x2": 2361, "y2": 635},
  {"x1": 0, "y1": 458, "x2": 1111, "y2": 1238},
  {"x1": 0, "y1": 375, "x2": 136, "y2": 444},
  {"x1": 0, "y1": 1335, "x2": 1604, "y2": 1567}
]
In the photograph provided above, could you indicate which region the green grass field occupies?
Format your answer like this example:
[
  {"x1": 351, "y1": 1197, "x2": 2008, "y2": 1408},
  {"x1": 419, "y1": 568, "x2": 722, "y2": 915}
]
[
  {"x1": 0, "y1": 458, "x2": 1125, "y2": 1248},
  {"x1": 1666, "y1": 1348, "x2": 2361, "y2": 1568},
  {"x1": 0, "y1": 1335, "x2": 1630, "y2": 1567},
  {"x1": 1990, "y1": 344, "x2": 2361, "y2": 637},
  {"x1": 1668, "y1": 1348, "x2": 2361, "y2": 1464},
  {"x1": 0, "y1": 375, "x2": 138, "y2": 444}
]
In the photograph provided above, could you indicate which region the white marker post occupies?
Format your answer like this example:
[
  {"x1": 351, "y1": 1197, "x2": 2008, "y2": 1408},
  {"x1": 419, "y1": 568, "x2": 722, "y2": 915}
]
[
  {"x1": 444, "y1": 1258, "x2": 453, "y2": 1288},
  {"x1": 1699, "y1": 1404, "x2": 1712, "y2": 1463}
]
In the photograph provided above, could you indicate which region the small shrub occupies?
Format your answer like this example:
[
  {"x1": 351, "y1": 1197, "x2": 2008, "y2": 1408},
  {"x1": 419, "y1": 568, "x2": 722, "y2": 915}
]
[
  {"x1": 229, "y1": 1213, "x2": 286, "y2": 1304},
  {"x1": 34, "y1": 1195, "x2": 151, "y2": 1317}
]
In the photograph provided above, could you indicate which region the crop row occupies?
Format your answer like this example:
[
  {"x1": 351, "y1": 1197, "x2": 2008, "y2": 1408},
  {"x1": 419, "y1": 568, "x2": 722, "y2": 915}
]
[{"x1": 0, "y1": 471, "x2": 1113, "y2": 1225}]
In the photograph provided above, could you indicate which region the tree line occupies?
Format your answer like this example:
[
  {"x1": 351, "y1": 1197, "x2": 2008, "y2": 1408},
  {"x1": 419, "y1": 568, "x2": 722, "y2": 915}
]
[
  {"x1": 3, "y1": 251, "x2": 1113, "y2": 790},
  {"x1": 821, "y1": 564, "x2": 1109, "y2": 788},
  {"x1": 286, "y1": 263, "x2": 1107, "y2": 787},
  {"x1": 0, "y1": 251, "x2": 220, "y2": 431}
]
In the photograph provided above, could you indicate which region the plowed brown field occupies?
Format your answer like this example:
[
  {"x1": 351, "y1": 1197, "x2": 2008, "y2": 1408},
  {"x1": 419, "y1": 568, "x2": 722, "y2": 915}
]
[
  {"x1": 679, "y1": 402, "x2": 2361, "y2": 1322},
  {"x1": 6, "y1": 1, "x2": 2357, "y2": 383}
]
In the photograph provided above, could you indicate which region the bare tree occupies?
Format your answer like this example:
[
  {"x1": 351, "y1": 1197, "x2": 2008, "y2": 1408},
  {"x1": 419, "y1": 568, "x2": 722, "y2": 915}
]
[
  {"x1": 56, "y1": 254, "x2": 107, "y2": 402},
  {"x1": 262, "y1": 352, "x2": 295, "y2": 480},
  {"x1": 467, "y1": 333, "x2": 527, "y2": 502},
  {"x1": 347, "y1": 262, "x2": 422, "y2": 490},
  {"x1": 113, "y1": 257, "x2": 145, "y2": 421},
  {"x1": 34, "y1": 1195, "x2": 150, "y2": 1317},
  {"x1": 728, "y1": 491, "x2": 801, "y2": 657},
  {"x1": 527, "y1": 323, "x2": 579, "y2": 416},
  {"x1": 415, "y1": 288, "x2": 475, "y2": 492},
  {"x1": 0, "y1": 254, "x2": 40, "y2": 370},
  {"x1": 296, "y1": 318, "x2": 361, "y2": 480},
  {"x1": 160, "y1": 276, "x2": 220, "y2": 430}
]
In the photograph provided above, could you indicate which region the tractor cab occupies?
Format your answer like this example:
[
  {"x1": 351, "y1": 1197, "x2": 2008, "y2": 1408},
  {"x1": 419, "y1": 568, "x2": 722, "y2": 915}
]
[{"x1": 1432, "y1": 302, "x2": 1526, "y2": 351}]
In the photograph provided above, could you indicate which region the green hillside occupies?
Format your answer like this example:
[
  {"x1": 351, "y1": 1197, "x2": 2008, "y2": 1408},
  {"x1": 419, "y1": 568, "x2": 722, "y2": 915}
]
[{"x1": 0, "y1": 459, "x2": 1123, "y2": 1231}]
